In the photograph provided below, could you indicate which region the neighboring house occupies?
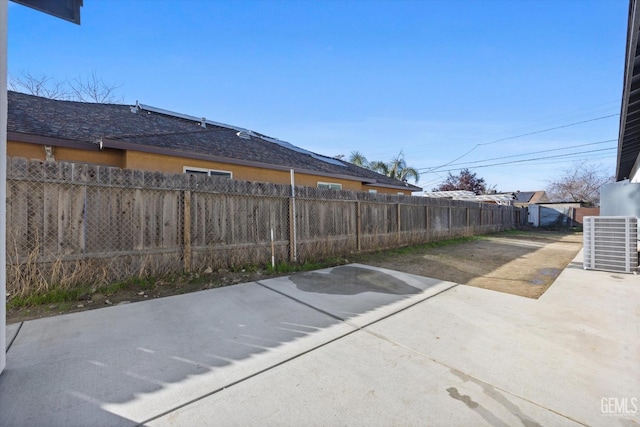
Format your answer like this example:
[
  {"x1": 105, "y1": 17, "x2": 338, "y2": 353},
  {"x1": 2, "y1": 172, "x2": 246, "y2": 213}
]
[
  {"x1": 422, "y1": 190, "x2": 515, "y2": 206},
  {"x1": 510, "y1": 191, "x2": 548, "y2": 207},
  {"x1": 423, "y1": 190, "x2": 549, "y2": 208},
  {"x1": 421, "y1": 189, "x2": 549, "y2": 207},
  {"x1": 7, "y1": 91, "x2": 421, "y2": 195},
  {"x1": 422, "y1": 190, "x2": 477, "y2": 200}
]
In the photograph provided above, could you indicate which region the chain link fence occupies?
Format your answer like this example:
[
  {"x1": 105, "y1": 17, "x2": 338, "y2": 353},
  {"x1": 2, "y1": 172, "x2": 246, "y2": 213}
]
[{"x1": 6, "y1": 157, "x2": 525, "y2": 297}]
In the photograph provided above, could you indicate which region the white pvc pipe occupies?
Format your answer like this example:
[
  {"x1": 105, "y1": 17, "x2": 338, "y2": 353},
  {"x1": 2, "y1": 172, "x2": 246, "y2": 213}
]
[
  {"x1": 290, "y1": 169, "x2": 297, "y2": 262},
  {"x1": 270, "y1": 228, "x2": 275, "y2": 268}
]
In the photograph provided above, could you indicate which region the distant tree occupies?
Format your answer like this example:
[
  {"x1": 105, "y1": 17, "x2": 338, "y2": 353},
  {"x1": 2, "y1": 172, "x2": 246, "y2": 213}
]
[
  {"x1": 433, "y1": 168, "x2": 487, "y2": 195},
  {"x1": 386, "y1": 151, "x2": 420, "y2": 183},
  {"x1": 348, "y1": 150, "x2": 420, "y2": 184},
  {"x1": 8, "y1": 72, "x2": 67, "y2": 99},
  {"x1": 546, "y1": 161, "x2": 613, "y2": 206},
  {"x1": 349, "y1": 151, "x2": 369, "y2": 168},
  {"x1": 368, "y1": 160, "x2": 389, "y2": 175},
  {"x1": 68, "y1": 71, "x2": 123, "y2": 103},
  {"x1": 9, "y1": 70, "x2": 123, "y2": 103}
]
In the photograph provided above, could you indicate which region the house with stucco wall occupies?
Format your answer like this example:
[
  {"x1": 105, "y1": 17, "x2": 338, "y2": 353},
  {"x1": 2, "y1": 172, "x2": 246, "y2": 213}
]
[{"x1": 7, "y1": 91, "x2": 420, "y2": 195}]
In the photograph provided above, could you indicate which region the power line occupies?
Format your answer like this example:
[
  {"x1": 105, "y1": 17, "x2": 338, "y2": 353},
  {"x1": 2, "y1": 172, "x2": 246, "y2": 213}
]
[
  {"x1": 363, "y1": 100, "x2": 620, "y2": 161},
  {"x1": 416, "y1": 139, "x2": 616, "y2": 172},
  {"x1": 475, "y1": 115, "x2": 618, "y2": 147},
  {"x1": 421, "y1": 147, "x2": 616, "y2": 175},
  {"x1": 422, "y1": 113, "x2": 619, "y2": 173}
]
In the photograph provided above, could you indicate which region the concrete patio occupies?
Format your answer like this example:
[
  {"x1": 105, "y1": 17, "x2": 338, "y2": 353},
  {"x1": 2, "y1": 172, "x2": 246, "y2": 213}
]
[{"x1": 2, "y1": 253, "x2": 639, "y2": 426}]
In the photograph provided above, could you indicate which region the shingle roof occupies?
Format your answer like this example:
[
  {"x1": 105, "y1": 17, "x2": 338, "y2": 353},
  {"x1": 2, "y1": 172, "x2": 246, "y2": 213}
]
[
  {"x1": 513, "y1": 191, "x2": 548, "y2": 204},
  {"x1": 8, "y1": 91, "x2": 420, "y2": 191},
  {"x1": 514, "y1": 191, "x2": 536, "y2": 203}
]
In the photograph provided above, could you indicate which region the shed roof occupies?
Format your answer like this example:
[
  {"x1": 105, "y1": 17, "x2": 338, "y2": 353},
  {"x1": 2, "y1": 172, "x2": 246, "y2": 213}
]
[
  {"x1": 422, "y1": 190, "x2": 515, "y2": 205},
  {"x1": 8, "y1": 91, "x2": 421, "y2": 192}
]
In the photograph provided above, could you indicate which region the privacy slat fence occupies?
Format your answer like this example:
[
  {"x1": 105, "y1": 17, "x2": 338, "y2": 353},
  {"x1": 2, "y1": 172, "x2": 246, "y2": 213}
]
[{"x1": 6, "y1": 157, "x2": 525, "y2": 295}]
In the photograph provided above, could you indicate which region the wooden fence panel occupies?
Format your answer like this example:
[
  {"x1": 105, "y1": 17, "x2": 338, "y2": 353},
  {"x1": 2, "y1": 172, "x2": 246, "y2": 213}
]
[
  {"x1": 399, "y1": 204, "x2": 426, "y2": 232},
  {"x1": 5, "y1": 158, "x2": 524, "y2": 292},
  {"x1": 162, "y1": 191, "x2": 180, "y2": 248},
  {"x1": 360, "y1": 202, "x2": 397, "y2": 235},
  {"x1": 57, "y1": 184, "x2": 85, "y2": 255},
  {"x1": 296, "y1": 199, "x2": 356, "y2": 238},
  {"x1": 42, "y1": 181, "x2": 60, "y2": 256},
  {"x1": 429, "y1": 206, "x2": 450, "y2": 232},
  {"x1": 6, "y1": 180, "x2": 31, "y2": 255},
  {"x1": 450, "y1": 207, "x2": 468, "y2": 235},
  {"x1": 143, "y1": 191, "x2": 160, "y2": 249},
  {"x1": 132, "y1": 189, "x2": 145, "y2": 251},
  {"x1": 469, "y1": 206, "x2": 481, "y2": 228},
  {"x1": 85, "y1": 187, "x2": 106, "y2": 253}
]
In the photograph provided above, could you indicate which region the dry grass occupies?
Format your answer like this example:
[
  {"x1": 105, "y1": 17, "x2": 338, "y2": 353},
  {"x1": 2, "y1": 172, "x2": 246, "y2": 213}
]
[
  {"x1": 6, "y1": 225, "x2": 514, "y2": 301},
  {"x1": 6, "y1": 230, "x2": 181, "y2": 300}
]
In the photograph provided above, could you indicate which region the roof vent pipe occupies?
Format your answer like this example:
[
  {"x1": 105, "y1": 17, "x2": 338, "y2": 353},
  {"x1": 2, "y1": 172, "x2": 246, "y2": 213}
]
[
  {"x1": 200, "y1": 117, "x2": 206, "y2": 128},
  {"x1": 237, "y1": 131, "x2": 251, "y2": 139}
]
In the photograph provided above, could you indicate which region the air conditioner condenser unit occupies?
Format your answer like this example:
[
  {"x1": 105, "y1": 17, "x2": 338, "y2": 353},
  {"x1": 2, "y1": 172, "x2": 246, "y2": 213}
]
[{"x1": 583, "y1": 216, "x2": 638, "y2": 274}]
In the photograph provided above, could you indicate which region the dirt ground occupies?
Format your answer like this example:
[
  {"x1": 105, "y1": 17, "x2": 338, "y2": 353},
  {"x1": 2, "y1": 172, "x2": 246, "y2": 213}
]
[
  {"x1": 360, "y1": 230, "x2": 583, "y2": 298},
  {"x1": 6, "y1": 229, "x2": 583, "y2": 324}
]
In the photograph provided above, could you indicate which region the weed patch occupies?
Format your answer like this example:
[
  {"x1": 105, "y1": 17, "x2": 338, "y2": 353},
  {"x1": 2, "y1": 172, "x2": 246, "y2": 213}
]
[{"x1": 8, "y1": 286, "x2": 90, "y2": 309}]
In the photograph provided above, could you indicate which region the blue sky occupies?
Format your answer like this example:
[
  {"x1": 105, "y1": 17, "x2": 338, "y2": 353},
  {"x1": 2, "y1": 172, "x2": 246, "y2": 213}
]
[{"x1": 8, "y1": 0, "x2": 627, "y2": 192}]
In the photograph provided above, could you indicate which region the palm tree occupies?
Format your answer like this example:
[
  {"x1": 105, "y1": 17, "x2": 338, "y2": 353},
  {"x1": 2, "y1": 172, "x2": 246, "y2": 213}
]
[
  {"x1": 348, "y1": 150, "x2": 420, "y2": 184},
  {"x1": 386, "y1": 151, "x2": 420, "y2": 183},
  {"x1": 349, "y1": 151, "x2": 369, "y2": 168},
  {"x1": 368, "y1": 160, "x2": 389, "y2": 175}
]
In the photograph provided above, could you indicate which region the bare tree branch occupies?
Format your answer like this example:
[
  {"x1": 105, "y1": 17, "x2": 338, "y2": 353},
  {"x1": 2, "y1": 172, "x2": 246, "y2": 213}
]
[
  {"x1": 9, "y1": 70, "x2": 123, "y2": 103},
  {"x1": 546, "y1": 161, "x2": 613, "y2": 205},
  {"x1": 68, "y1": 71, "x2": 123, "y2": 103},
  {"x1": 9, "y1": 71, "x2": 69, "y2": 100}
]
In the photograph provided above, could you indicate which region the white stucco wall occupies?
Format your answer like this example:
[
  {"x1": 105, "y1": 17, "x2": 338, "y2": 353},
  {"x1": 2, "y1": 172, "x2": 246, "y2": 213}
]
[
  {"x1": 0, "y1": 0, "x2": 7, "y2": 375},
  {"x1": 631, "y1": 160, "x2": 640, "y2": 183}
]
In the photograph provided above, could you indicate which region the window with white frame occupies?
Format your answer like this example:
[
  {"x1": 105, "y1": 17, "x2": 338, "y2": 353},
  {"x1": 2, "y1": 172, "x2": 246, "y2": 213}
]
[
  {"x1": 368, "y1": 189, "x2": 377, "y2": 194},
  {"x1": 184, "y1": 166, "x2": 232, "y2": 179},
  {"x1": 317, "y1": 181, "x2": 342, "y2": 190}
]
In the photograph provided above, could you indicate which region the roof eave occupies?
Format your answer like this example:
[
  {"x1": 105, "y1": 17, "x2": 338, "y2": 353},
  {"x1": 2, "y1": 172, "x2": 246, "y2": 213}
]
[
  {"x1": 8, "y1": 131, "x2": 101, "y2": 151},
  {"x1": 364, "y1": 182, "x2": 422, "y2": 192},
  {"x1": 101, "y1": 138, "x2": 384, "y2": 185},
  {"x1": 617, "y1": 0, "x2": 640, "y2": 181}
]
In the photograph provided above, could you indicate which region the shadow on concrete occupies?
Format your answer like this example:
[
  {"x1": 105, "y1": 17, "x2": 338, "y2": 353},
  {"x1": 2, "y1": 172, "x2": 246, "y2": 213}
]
[
  {"x1": 0, "y1": 282, "x2": 345, "y2": 426},
  {"x1": 0, "y1": 266, "x2": 441, "y2": 426},
  {"x1": 292, "y1": 265, "x2": 422, "y2": 295}
]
